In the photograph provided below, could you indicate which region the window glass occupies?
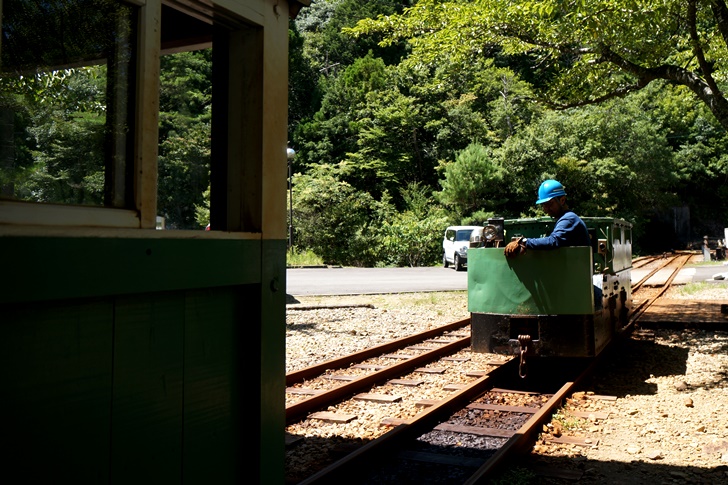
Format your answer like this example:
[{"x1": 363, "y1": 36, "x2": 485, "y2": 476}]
[
  {"x1": 0, "y1": 0, "x2": 137, "y2": 207},
  {"x1": 155, "y1": 6, "x2": 214, "y2": 230},
  {"x1": 157, "y1": 47, "x2": 211, "y2": 230}
]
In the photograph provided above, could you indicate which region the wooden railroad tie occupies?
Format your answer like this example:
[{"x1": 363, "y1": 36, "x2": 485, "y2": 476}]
[
  {"x1": 382, "y1": 353, "x2": 416, "y2": 359},
  {"x1": 434, "y1": 423, "x2": 515, "y2": 438},
  {"x1": 398, "y1": 450, "x2": 485, "y2": 468},
  {"x1": 352, "y1": 364, "x2": 386, "y2": 370},
  {"x1": 353, "y1": 393, "x2": 402, "y2": 403},
  {"x1": 308, "y1": 411, "x2": 357, "y2": 423},
  {"x1": 442, "y1": 356, "x2": 470, "y2": 362},
  {"x1": 380, "y1": 417, "x2": 409, "y2": 427},
  {"x1": 443, "y1": 383, "x2": 467, "y2": 391},
  {"x1": 286, "y1": 387, "x2": 323, "y2": 395},
  {"x1": 467, "y1": 402, "x2": 538, "y2": 414},
  {"x1": 387, "y1": 379, "x2": 424, "y2": 386},
  {"x1": 414, "y1": 367, "x2": 446, "y2": 374},
  {"x1": 406, "y1": 345, "x2": 438, "y2": 351},
  {"x1": 324, "y1": 374, "x2": 358, "y2": 381}
]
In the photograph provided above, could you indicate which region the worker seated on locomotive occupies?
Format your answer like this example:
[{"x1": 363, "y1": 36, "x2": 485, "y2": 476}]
[
  {"x1": 503, "y1": 179, "x2": 602, "y2": 307},
  {"x1": 504, "y1": 179, "x2": 590, "y2": 256}
]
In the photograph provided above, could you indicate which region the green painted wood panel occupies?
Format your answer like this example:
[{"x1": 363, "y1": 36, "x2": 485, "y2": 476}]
[
  {"x1": 1, "y1": 235, "x2": 287, "y2": 484},
  {"x1": 111, "y1": 292, "x2": 185, "y2": 482},
  {"x1": 183, "y1": 286, "x2": 249, "y2": 483},
  {"x1": 0, "y1": 237, "x2": 261, "y2": 304},
  {"x1": 1, "y1": 299, "x2": 114, "y2": 483},
  {"x1": 468, "y1": 246, "x2": 594, "y2": 315}
]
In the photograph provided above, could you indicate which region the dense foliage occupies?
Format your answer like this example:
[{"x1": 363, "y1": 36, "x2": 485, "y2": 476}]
[
  {"x1": 288, "y1": 0, "x2": 728, "y2": 262},
  {"x1": 350, "y1": 0, "x2": 728, "y2": 131},
  {"x1": 157, "y1": 50, "x2": 212, "y2": 229}
]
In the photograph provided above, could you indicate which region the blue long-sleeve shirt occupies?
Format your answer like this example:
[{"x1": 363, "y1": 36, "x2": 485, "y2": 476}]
[{"x1": 524, "y1": 211, "x2": 590, "y2": 249}]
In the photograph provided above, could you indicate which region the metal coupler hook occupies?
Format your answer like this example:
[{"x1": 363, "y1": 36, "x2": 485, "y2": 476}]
[{"x1": 518, "y1": 334, "x2": 531, "y2": 379}]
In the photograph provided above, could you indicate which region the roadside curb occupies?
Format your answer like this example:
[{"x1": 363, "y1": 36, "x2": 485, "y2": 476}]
[
  {"x1": 287, "y1": 303, "x2": 375, "y2": 310},
  {"x1": 287, "y1": 265, "x2": 342, "y2": 269}
]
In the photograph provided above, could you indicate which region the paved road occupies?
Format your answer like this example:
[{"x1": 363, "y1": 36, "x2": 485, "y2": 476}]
[
  {"x1": 286, "y1": 266, "x2": 467, "y2": 296},
  {"x1": 287, "y1": 262, "x2": 728, "y2": 297}
]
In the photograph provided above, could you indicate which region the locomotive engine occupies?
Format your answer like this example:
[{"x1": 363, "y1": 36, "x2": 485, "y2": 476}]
[{"x1": 467, "y1": 217, "x2": 633, "y2": 366}]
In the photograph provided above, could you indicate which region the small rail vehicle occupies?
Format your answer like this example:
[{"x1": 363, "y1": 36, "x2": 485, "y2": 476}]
[{"x1": 466, "y1": 217, "x2": 633, "y2": 372}]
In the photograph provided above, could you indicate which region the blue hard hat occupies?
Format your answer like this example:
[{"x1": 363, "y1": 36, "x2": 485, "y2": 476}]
[{"x1": 536, "y1": 179, "x2": 566, "y2": 204}]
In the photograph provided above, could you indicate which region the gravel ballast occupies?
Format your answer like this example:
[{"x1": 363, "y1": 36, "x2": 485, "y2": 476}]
[{"x1": 286, "y1": 268, "x2": 728, "y2": 483}]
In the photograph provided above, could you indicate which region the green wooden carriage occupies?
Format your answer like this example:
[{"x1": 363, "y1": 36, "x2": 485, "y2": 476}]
[{"x1": 1, "y1": 1, "x2": 309, "y2": 482}]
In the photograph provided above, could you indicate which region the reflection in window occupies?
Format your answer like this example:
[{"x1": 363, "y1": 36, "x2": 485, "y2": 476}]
[{"x1": 0, "y1": 0, "x2": 137, "y2": 207}]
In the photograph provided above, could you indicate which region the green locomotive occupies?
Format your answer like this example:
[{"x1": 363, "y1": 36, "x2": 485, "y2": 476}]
[{"x1": 468, "y1": 217, "x2": 633, "y2": 362}]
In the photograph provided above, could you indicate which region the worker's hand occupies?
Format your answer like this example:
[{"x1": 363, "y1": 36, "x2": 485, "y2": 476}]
[{"x1": 504, "y1": 238, "x2": 525, "y2": 258}]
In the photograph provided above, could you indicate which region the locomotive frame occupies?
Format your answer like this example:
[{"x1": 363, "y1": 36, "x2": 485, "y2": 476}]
[{"x1": 468, "y1": 217, "x2": 633, "y2": 360}]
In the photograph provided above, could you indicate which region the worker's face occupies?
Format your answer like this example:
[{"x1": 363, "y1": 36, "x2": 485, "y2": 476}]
[{"x1": 540, "y1": 197, "x2": 563, "y2": 217}]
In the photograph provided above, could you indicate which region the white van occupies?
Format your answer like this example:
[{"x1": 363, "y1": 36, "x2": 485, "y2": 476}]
[{"x1": 442, "y1": 226, "x2": 481, "y2": 271}]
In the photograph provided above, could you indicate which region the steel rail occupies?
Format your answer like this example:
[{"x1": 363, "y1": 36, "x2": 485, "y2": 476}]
[
  {"x1": 465, "y1": 348, "x2": 607, "y2": 482},
  {"x1": 628, "y1": 253, "x2": 692, "y2": 327},
  {"x1": 631, "y1": 253, "x2": 681, "y2": 292},
  {"x1": 286, "y1": 335, "x2": 471, "y2": 424},
  {"x1": 286, "y1": 318, "x2": 470, "y2": 386},
  {"x1": 295, "y1": 364, "x2": 510, "y2": 485},
  {"x1": 294, "y1": 357, "x2": 598, "y2": 485}
]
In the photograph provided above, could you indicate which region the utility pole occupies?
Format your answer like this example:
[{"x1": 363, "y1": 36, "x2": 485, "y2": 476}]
[{"x1": 287, "y1": 147, "x2": 295, "y2": 249}]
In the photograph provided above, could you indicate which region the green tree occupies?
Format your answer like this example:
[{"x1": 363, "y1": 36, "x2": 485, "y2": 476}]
[
  {"x1": 379, "y1": 182, "x2": 449, "y2": 266},
  {"x1": 348, "y1": 0, "x2": 728, "y2": 132},
  {"x1": 435, "y1": 142, "x2": 507, "y2": 219},
  {"x1": 1, "y1": 67, "x2": 107, "y2": 204},
  {"x1": 495, "y1": 98, "x2": 678, "y2": 231},
  {"x1": 293, "y1": 53, "x2": 540, "y2": 210},
  {"x1": 643, "y1": 82, "x2": 728, "y2": 238},
  {"x1": 401, "y1": 59, "x2": 539, "y2": 147},
  {"x1": 345, "y1": 85, "x2": 428, "y2": 200},
  {"x1": 157, "y1": 49, "x2": 212, "y2": 229},
  {"x1": 293, "y1": 52, "x2": 390, "y2": 171},
  {"x1": 195, "y1": 186, "x2": 210, "y2": 229},
  {"x1": 288, "y1": 21, "x2": 321, "y2": 140},
  {"x1": 672, "y1": 119, "x2": 728, "y2": 237},
  {"x1": 294, "y1": 0, "x2": 411, "y2": 76},
  {"x1": 292, "y1": 164, "x2": 387, "y2": 266}
]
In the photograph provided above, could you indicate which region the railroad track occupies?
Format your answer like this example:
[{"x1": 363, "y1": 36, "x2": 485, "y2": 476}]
[
  {"x1": 285, "y1": 254, "x2": 694, "y2": 484},
  {"x1": 630, "y1": 252, "x2": 692, "y2": 319},
  {"x1": 286, "y1": 318, "x2": 474, "y2": 423}
]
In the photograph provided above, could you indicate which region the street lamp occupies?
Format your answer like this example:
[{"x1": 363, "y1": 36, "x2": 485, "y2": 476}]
[{"x1": 287, "y1": 147, "x2": 295, "y2": 249}]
